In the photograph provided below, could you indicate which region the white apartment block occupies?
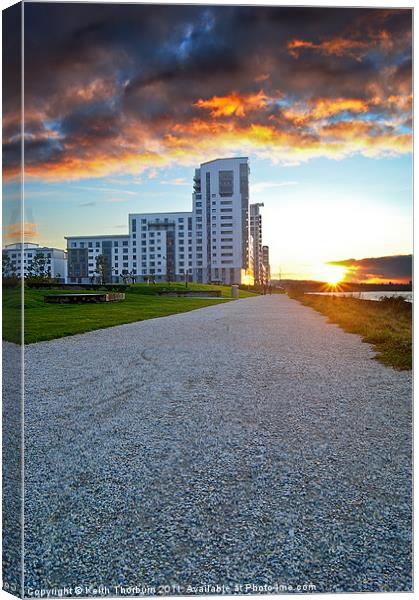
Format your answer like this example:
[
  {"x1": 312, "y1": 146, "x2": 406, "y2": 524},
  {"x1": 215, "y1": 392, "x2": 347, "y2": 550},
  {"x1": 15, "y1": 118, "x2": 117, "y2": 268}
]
[
  {"x1": 129, "y1": 212, "x2": 193, "y2": 282},
  {"x1": 65, "y1": 157, "x2": 269, "y2": 286},
  {"x1": 250, "y1": 203, "x2": 264, "y2": 285},
  {"x1": 2, "y1": 243, "x2": 67, "y2": 281},
  {"x1": 192, "y1": 157, "x2": 252, "y2": 285},
  {"x1": 65, "y1": 235, "x2": 130, "y2": 283}
]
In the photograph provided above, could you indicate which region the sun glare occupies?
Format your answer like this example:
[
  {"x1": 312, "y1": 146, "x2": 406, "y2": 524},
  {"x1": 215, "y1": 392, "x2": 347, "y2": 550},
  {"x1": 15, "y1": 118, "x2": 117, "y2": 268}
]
[{"x1": 316, "y1": 264, "x2": 347, "y2": 286}]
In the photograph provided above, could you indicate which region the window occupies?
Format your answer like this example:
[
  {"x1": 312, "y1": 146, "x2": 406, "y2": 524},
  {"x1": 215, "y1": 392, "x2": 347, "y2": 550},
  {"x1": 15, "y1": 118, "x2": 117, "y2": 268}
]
[
  {"x1": 80, "y1": 242, "x2": 85, "y2": 248},
  {"x1": 71, "y1": 243, "x2": 76, "y2": 248},
  {"x1": 123, "y1": 262, "x2": 128, "y2": 268},
  {"x1": 114, "y1": 241, "x2": 118, "y2": 247},
  {"x1": 142, "y1": 226, "x2": 147, "y2": 231},
  {"x1": 220, "y1": 209, "x2": 232, "y2": 213},
  {"x1": 96, "y1": 242, "x2": 100, "y2": 248},
  {"x1": 123, "y1": 241, "x2": 128, "y2": 246},
  {"x1": 88, "y1": 242, "x2": 93, "y2": 248},
  {"x1": 219, "y1": 170, "x2": 234, "y2": 196},
  {"x1": 132, "y1": 219, "x2": 137, "y2": 232}
]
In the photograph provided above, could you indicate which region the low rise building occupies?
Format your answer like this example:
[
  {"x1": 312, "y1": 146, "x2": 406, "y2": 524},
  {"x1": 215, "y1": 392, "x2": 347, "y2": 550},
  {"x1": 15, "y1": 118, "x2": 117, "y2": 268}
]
[{"x1": 2, "y1": 243, "x2": 67, "y2": 281}]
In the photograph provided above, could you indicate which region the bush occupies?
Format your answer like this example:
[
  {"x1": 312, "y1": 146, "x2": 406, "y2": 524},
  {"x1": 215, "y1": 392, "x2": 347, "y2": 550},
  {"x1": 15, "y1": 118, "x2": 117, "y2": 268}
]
[{"x1": 2, "y1": 276, "x2": 20, "y2": 289}]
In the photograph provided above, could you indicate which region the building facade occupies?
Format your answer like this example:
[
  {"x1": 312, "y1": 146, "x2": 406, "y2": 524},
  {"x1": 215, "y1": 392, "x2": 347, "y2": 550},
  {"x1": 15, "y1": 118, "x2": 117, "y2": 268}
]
[
  {"x1": 192, "y1": 157, "x2": 252, "y2": 285},
  {"x1": 2, "y1": 243, "x2": 67, "y2": 281},
  {"x1": 66, "y1": 157, "x2": 268, "y2": 285},
  {"x1": 129, "y1": 212, "x2": 192, "y2": 282},
  {"x1": 65, "y1": 235, "x2": 130, "y2": 283},
  {"x1": 262, "y1": 245, "x2": 271, "y2": 284},
  {"x1": 250, "y1": 203, "x2": 264, "y2": 285}
]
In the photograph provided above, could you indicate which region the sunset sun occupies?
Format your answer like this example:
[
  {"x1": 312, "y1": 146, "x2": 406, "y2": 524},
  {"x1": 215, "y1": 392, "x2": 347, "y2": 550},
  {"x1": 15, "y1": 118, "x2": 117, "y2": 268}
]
[{"x1": 316, "y1": 264, "x2": 347, "y2": 286}]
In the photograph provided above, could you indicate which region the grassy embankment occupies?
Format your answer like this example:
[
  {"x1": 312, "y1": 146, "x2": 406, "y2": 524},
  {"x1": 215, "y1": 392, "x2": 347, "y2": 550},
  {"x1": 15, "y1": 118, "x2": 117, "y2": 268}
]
[
  {"x1": 288, "y1": 290, "x2": 412, "y2": 370},
  {"x1": 3, "y1": 283, "x2": 256, "y2": 344}
]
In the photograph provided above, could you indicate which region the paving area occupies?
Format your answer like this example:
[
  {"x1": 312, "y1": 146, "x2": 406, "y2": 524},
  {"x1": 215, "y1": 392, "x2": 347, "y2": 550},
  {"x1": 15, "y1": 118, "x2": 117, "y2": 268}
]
[{"x1": 22, "y1": 295, "x2": 412, "y2": 593}]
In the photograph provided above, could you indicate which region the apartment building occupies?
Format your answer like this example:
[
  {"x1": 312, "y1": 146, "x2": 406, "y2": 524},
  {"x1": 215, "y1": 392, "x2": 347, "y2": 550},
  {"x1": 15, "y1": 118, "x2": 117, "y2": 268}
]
[
  {"x1": 192, "y1": 157, "x2": 252, "y2": 285},
  {"x1": 65, "y1": 235, "x2": 130, "y2": 283},
  {"x1": 2, "y1": 243, "x2": 67, "y2": 281},
  {"x1": 128, "y1": 212, "x2": 193, "y2": 282},
  {"x1": 250, "y1": 203, "x2": 264, "y2": 285},
  {"x1": 262, "y1": 245, "x2": 271, "y2": 284},
  {"x1": 66, "y1": 157, "x2": 268, "y2": 285}
]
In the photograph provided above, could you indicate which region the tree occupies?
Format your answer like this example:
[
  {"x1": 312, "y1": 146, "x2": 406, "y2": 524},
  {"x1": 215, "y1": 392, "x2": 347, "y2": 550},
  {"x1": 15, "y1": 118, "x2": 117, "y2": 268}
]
[
  {"x1": 27, "y1": 252, "x2": 47, "y2": 279},
  {"x1": 120, "y1": 270, "x2": 130, "y2": 284},
  {"x1": 2, "y1": 254, "x2": 16, "y2": 279},
  {"x1": 94, "y1": 254, "x2": 108, "y2": 285}
]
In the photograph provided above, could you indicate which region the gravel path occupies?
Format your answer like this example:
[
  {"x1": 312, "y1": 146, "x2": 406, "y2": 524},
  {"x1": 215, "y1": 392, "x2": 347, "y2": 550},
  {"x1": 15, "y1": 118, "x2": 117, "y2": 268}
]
[{"x1": 22, "y1": 295, "x2": 412, "y2": 594}]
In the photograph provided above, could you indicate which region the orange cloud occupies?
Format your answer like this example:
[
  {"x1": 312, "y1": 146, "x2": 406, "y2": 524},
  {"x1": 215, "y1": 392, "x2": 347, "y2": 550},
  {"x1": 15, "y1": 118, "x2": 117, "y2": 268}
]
[
  {"x1": 195, "y1": 90, "x2": 268, "y2": 117},
  {"x1": 288, "y1": 37, "x2": 369, "y2": 60},
  {"x1": 283, "y1": 97, "x2": 369, "y2": 126},
  {"x1": 288, "y1": 30, "x2": 392, "y2": 61},
  {"x1": 3, "y1": 222, "x2": 38, "y2": 242}
]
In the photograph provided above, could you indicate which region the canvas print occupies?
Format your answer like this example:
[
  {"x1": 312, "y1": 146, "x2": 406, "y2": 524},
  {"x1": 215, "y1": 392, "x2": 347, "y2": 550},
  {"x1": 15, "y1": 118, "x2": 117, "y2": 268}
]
[{"x1": 2, "y1": 1, "x2": 412, "y2": 597}]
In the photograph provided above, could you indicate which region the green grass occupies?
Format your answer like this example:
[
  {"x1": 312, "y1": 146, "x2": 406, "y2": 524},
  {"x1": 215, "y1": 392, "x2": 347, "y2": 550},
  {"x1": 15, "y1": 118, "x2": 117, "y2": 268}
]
[
  {"x1": 289, "y1": 291, "x2": 412, "y2": 370},
  {"x1": 3, "y1": 284, "x2": 256, "y2": 344}
]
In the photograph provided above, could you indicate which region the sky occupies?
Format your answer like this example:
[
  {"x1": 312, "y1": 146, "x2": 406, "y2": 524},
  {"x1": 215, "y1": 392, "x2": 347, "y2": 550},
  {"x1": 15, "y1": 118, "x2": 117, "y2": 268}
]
[{"x1": 2, "y1": 3, "x2": 413, "y2": 281}]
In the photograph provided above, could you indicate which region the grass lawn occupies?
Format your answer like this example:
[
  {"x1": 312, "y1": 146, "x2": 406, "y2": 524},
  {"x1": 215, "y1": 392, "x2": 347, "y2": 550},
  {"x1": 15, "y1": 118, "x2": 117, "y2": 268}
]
[
  {"x1": 289, "y1": 291, "x2": 412, "y2": 370},
  {"x1": 3, "y1": 283, "x2": 256, "y2": 344}
]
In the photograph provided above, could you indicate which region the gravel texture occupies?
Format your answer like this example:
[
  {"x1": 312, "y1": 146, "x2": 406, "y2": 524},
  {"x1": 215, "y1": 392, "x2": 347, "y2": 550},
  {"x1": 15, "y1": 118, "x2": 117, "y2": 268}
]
[{"x1": 22, "y1": 295, "x2": 412, "y2": 594}]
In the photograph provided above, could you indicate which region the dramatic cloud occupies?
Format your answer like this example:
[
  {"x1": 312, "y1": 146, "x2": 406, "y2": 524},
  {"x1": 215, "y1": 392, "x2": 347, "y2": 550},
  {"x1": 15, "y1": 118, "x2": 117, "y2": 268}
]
[
  {"x1": 2, "y1": 4, "x2": 412, "y2": 181},
  {"x1": 328, "y1": 255, "x2": 412, "y2": 283}
]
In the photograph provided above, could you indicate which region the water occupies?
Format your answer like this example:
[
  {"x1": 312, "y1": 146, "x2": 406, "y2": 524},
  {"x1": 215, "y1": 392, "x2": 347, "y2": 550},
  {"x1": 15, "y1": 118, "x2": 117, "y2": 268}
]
[{"x1": 307, "y1": 291, "x2": 412, "y2": 303}]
